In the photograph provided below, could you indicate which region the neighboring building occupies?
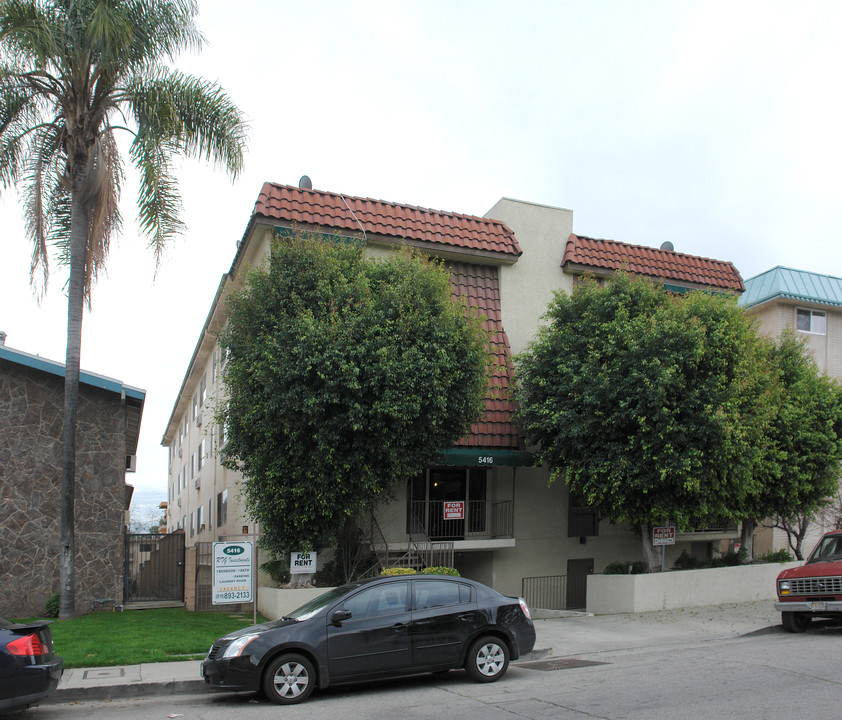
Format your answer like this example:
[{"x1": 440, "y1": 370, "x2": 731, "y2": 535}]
[
  {"x1": 162, "y1": 182, "x2": 744, "y2": 604},
  {"x1": 0, "y1": 334, "x2": 144, "y2": 616},
  {"x1": 740, "y1": 266, "x2": 842, "y2": 554}
]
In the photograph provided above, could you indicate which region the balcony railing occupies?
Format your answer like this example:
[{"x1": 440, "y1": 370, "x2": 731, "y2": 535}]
[{"x1": 409, "y1": 500, "x2": 513, "y2": 541}]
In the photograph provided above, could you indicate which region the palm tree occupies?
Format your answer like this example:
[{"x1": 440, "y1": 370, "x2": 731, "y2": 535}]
[{"x1": 0, "y1": 0, "x2": 247, "y2": 617}]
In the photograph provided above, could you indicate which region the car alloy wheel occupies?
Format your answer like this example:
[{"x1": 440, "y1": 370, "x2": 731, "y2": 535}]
[
  {"x1": 466, "y1": 636, "x2": 509, "y2": 682},
  {"x1": 263, "y1": 654, "x2": 315, "y2": 704}
]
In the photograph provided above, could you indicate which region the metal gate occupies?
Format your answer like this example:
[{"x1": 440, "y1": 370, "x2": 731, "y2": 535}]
[
  {"x1": 124, "y1": 532, "x2": 185, "y2": 603},
  {"x1": 194, "y1": 540, "x2": 253, "y2": 612}
]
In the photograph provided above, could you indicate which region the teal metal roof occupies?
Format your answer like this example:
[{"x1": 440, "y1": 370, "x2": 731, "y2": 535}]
[
  {"x1": 0, "y1": 344, "x2": 146, "y2": 401},
  {"x1": 739, "y1": 266, "x2": 842, "y2": 309}
]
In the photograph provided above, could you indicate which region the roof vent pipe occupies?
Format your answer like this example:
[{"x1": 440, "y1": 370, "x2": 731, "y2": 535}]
[
  {"x1": 299, "y1": 175, "x2": 313, "y2": 190},
  {"x1": 0, "y1": 331, "x2": 6, "y2": 345}
]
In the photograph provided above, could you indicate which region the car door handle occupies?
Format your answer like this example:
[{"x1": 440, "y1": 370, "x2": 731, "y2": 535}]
[
  {"x1": 458, "y1": 613, "x2": 475, "y2": 620},
  {"x1": 391, "y1": 623, "x2": 406, "y2": 631}
]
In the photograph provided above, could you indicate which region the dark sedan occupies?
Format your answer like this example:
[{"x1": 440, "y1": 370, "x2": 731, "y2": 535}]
[
  {"x1": 202, "y1": 574, "x2": 535, "y2": 704},
  {"x1": 0, "y1": 617, "x2": 63, "y2": 712}
]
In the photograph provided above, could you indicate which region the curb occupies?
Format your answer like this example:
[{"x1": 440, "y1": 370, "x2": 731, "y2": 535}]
[{"x1": 42, "y1": 679, "x2": 207, "y2": 705}]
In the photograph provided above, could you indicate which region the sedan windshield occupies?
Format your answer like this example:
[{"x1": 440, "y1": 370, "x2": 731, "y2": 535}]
[
  {"x1": 807, "y1": 535, "x2": 842, "y2": 563},
  {"x1": 286, "y1": 583, "x2": 362, "y2": 621}
]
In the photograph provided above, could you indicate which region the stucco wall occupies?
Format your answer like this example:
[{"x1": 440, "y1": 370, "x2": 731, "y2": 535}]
[
  {"x1": 586, "y1": 562, "x2": 801, "y2": 614},
  {"x1": 0, "y1": 360, "x2": 128, "y2": 616},
  {"x1": 258, "y1": 586, "x2": 335, "y2": 621}
]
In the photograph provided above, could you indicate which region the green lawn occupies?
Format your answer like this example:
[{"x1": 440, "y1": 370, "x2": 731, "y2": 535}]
[{"x1": 31, "y1": 608, "x2": 265, "y2": 668}]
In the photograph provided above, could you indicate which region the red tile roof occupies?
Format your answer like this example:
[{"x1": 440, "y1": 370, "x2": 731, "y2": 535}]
[
  {"x1": 447, "y1": 262, "x2": 523, "y2": 450},
  {"x1": 252, "y1": 182, "x2": 521, "y2": 257},
  {"x1": 562, "y1": 234, "x2": 744, "y2": 292}
]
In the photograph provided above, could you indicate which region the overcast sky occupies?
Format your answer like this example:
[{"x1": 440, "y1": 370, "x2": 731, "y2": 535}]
[{"x1": 1, "y1": 0, "x2": 840, "y2": 516}]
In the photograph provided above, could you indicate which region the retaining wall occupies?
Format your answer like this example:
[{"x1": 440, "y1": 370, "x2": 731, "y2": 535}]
[{"x1": 586, "y1": 561, "x2": 801, "y2": 614}]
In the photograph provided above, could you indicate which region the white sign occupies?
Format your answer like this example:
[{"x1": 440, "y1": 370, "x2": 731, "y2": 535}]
[
  {"x1": 212, "y1": 542, "x2": 253, "y2": 604},
  {"x1": 444, "y1": 501, "x2": 465, "y2": 520},
  {"x1": 653, "y1": 526, "x2": 676, "y2": 546},
  {"x1": 290, "y1": 551, "x2": 317, "y2": 574}
]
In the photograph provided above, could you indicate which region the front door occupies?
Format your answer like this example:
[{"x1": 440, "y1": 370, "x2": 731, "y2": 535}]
[
  {"x1": 428, "y1": 469, "x2": 466, "y2": 540},
  {"x1": 566, "y1": 558, "x2": 593, "y2": 609},
  {"x1": 326, "y1": 581, "x2": 412, "y2": 680}
]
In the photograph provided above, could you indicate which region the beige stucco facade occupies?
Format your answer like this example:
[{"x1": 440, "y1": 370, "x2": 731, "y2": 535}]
[
  {"x1": 163, "y1": 189, "x2": 742, "y2": 606},
  {"x1": 741, "y1": 268, "x2": 842, "y2": 557}
]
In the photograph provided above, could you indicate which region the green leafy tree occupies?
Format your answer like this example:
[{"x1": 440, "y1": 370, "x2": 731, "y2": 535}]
[
  {"x1": 0, "y1": 0, "x2": 246, "y2": 617},
  {"x1": 744, "y1": 331, "x2": 842, "y2": 559},
  {"x1": 220, "y1": 232, "x2": 489, "y2": 556},
  {"x1": 515, "y1": 272, "x2": 770, "y2": 570}
]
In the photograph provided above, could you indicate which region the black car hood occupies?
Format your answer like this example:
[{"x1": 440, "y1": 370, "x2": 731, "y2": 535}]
[{"x1": 222, "y1": 616, "x2": 304, "y2": 639}]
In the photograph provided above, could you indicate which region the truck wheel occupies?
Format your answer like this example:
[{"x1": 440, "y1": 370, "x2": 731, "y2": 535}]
[{"x1": 781, "y1": 611, "x2": 811, "y2": 633}]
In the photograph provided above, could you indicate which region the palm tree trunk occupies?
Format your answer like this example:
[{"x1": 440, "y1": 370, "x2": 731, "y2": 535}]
[{"x1": 59, "y1": 182, "x2": 90, "y2": 620}]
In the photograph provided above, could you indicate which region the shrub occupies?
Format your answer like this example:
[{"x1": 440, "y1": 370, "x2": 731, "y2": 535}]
[
  {"x1": 709, "y1": 549, "x2": 746, "y2": 568},
  {"x1": 420, "y1": 566, "x2": 460, "y2": 576},
  {"x1": 755, "y1": 548, "x2": 795, "y2": 563},
  {"x1": 43, "y1": 592, "x2": 60, "y2": 618},
  {"x1": 603, "y1": 561, "x2": 648, "y2": 575},
  {"x1": 380, "y1": 567, "x2": 417, "y2": 576},
  {"x1": 673, "y1": 550, "x2": 706, "y2": 570},
  {"x1": 260, "y1": 559, "x2": 290, "y2": 586}
]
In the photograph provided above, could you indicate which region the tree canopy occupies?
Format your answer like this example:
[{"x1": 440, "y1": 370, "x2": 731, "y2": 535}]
[
  {"x1": 220, "y1": 232, "x2": 489, "y2": 555},
  {"x1": 515, "y1": 273, "x2": 772, "y2": 568},
  {"x1": 744, "y1": 331, "x2": 842, "y2": 557},
  {"x1": 0, "y1": 0, "x2": 246, "y2": 616}
]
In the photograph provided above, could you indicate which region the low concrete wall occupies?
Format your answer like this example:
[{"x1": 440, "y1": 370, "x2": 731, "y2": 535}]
[
  {"x1": 258, "y1": 587, "x2": 336, "y2": 621},
  {"x1": 586, "y1": 562, "x2": 801, "y2": 614}
]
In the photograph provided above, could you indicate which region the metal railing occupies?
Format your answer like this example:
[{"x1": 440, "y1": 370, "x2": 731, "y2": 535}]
[
  {"x1": 522, "y1": 574, "x2": 569, "y2": 611},
  {"x1": 409, "y1": 500, "x2": 513, "y2": 540}
]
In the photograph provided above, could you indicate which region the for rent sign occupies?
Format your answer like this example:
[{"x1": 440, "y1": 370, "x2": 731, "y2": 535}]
[
  {"x1": 212, "y1": 542, "x2": 253, "y2": 604},
  {"x1": 653, "y1": 526, "x2": 676, "y2": 546},
  {"x1": 290, "y1": 551, "x2": 317, "y2": 574},
  {"x1": 443, "y1": 501, "x2": 465, "y2": 520}
]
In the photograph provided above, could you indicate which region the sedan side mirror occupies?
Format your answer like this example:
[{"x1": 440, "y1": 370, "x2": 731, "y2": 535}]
[{"x1": 331, "y1": 609, "x2": 352, "y2": 626}]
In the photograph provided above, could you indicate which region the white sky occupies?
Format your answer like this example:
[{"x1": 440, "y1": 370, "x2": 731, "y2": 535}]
[{"x1": 1, "y1": 0, "x2": 841, "y2": 515}]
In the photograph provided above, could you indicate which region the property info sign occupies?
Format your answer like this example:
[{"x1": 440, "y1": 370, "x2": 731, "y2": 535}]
[{"x1": 212, "y1": 541, "x2": 253, "y2": 604}]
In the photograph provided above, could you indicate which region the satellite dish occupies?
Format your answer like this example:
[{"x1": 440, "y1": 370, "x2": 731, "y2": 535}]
[
  {"x1": 660, "y1": 241, "x2": 674, "y2": 252},
  {"x1": 299, "y1": 175, "x2": 313, "y2": 190}
]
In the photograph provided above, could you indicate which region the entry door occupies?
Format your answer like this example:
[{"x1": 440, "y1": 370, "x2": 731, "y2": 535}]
[
  {"x1": 326, "y1": 581, "x2": 412, "y2": 680},
  {"x1": 428, "y1": 469, "x2": 466, "y2": 540},
  {"x1": 566, "y1": 558, "x2": 593, "y2": 609}
]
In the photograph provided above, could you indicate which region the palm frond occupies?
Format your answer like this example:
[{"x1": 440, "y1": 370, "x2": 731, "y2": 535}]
[
  {"x1": 0, "y1": 0, "x2": 65, "y2": 69},
  {"x1": 127, "y1": 69, "x2": 247, "y2": 177},
  {"x1": 129, "y1": 127, "x2": 185, "y2": 263}
]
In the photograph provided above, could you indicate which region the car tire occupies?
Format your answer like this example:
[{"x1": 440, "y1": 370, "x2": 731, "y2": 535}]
[
  {"x1": 262, "y1": 653, "x2": 315, "y2": 704},
  {"x1": 781, "y1": 611, "x2": 811, "y2": 633},
  {"x1": 465, "y1": 636, "x2": 509, "y2": 682}
]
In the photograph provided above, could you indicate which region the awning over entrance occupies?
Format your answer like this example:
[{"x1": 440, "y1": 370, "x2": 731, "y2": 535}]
[{"x1": 436, "y1": 448, "x2": 534, "y2": 467}]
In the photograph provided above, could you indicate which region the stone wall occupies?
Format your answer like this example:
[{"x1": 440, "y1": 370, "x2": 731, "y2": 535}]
[{"x1": 0, "y1": 359, "x2": 127, "y2": 616}]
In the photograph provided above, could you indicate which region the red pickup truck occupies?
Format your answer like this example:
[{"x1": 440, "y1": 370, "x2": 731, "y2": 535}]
[{"x1": 775, "y1": 530, "x2": 842, "y2": 632}]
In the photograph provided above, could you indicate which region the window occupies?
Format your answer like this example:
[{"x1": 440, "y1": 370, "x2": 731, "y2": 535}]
[
  {"x1": 208, "y1": 499, "x2": 213, "y2": 530},
  {"x1": 218, "y1": 419, "x2": 227, "y2": 448},
  {"x1": 414, "y1": 580, "x2": 470, "y2": 610},
  {"x1": 212, "y1": 352, "x2": 217, "y2": 384},
  {"x1": 192, "y1": 393, "x2": 198, "y2": 420},
  {"x1": 197, "y1": 440, "x2": 206, "y2": 471},
  {"x1": 797, "y1": 308, "x2": 826, "y2": 335},
  {"x1": 199, "y1": 374, "x2": 207, "y2": 406},
  {"x1": 190, "y1": 512, "x2": 195, "y2": 538},
  {"x1": 197, "y1": 505, "x2": 204, "y2": 533},
  {"x1": 568, "y1": 493, "x2": 600, "y2": 537},
  {"x1": 190, "y1": 452, "x2": 197, "y2": 479},
  {"x1": 217, "y1": 489, "x2": 228, "y2": 526},
  {"x1": 342, "y1": 583, "x2": 408, "y2": 619}
]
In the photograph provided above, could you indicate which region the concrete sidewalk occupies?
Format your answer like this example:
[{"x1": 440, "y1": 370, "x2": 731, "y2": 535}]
[{"x1": 44, "y1": 600, "x2": 782, "y2": 705}]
